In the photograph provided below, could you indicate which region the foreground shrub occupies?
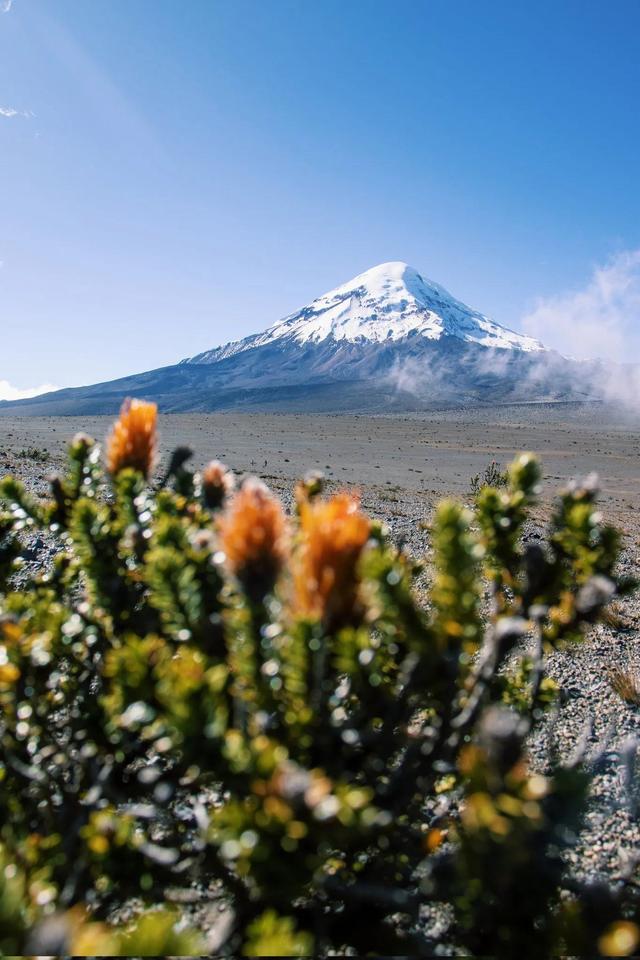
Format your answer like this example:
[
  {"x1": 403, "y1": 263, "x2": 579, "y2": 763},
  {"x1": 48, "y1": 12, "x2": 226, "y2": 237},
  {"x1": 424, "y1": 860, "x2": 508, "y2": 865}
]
[{"x1": 0, "y1": 400, "x2": 637, "y2": 955}]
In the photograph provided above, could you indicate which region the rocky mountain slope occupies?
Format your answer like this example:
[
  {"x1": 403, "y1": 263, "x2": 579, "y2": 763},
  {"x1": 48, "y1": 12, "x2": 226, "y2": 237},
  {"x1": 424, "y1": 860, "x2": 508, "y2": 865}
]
[{"x1": 0, "y1": 261, "x2": 606, "y2": 415}]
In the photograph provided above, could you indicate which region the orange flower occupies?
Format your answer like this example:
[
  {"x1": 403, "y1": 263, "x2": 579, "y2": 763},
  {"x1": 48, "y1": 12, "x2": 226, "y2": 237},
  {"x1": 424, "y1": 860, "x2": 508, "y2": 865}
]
[
  {"x1": 201, "y1": 460, "x2": 235, "y2": 510},
  {"x1": 293, "y1": 492, "x2": 371, "y2": 630},
  {"x1": 218, "y1": 479, "x2": 289, "y2": 599},
  {"x1": 106, "y1": 398, "x2": 158, "y2": 479}
]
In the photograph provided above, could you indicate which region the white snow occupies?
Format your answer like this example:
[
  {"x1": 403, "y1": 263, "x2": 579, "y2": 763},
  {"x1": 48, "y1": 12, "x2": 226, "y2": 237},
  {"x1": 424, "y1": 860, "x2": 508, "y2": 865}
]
[{"x1": 187, "y1": 261, "x2": 544, "y2": 363}]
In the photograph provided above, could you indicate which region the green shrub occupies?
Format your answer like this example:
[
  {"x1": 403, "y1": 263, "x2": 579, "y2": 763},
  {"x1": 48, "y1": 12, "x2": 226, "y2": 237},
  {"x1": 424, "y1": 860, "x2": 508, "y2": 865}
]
[
  {"x1": 470, "y1": 458, "x2": 508, "y2": 495},
  {"x1": 17, "y1": 446, "x2": 50, "y2": 463},
  {"x1": 0, "y1": 400, "x2": 637, "y2": 955}
]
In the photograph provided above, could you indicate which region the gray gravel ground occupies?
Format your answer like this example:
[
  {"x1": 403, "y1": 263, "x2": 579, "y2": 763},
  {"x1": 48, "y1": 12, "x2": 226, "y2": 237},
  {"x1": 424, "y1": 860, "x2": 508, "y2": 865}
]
[{"x1": 527, "y1": 556, "x2": 640, "y2": 886}]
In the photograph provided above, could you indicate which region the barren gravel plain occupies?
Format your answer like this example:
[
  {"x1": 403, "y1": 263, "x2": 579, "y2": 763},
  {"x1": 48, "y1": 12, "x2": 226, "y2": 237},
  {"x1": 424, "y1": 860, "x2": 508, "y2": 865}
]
[
  {"x1": 2, "y1": 401, "x2": 640, "y2": 892},
  {"x1": 1, "y1": 400, "x2": 639, "y2": 512}
]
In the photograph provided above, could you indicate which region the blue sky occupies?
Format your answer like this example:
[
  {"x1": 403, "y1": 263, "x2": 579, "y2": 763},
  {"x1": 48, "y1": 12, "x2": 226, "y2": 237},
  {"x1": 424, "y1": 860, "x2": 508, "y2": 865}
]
[{"x1": 1, "y1": 0, "x2": 640, "y2": 395}]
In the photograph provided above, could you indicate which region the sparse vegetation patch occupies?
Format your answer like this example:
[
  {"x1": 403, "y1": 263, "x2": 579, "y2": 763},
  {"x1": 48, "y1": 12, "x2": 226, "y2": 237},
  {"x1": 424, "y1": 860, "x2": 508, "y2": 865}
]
[{"x1": 470, "y1": 458, "x2": 508, "y2": 495}]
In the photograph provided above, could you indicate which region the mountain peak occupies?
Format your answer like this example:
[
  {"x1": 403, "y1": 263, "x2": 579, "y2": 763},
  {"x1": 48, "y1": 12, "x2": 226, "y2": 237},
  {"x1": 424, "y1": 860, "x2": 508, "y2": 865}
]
[
  {"x1": 344, "y1": 260, "x2": 412, "y2": 283},
  {"x1": 186, "y1": 261, "x2": 543, "y2": 364}
]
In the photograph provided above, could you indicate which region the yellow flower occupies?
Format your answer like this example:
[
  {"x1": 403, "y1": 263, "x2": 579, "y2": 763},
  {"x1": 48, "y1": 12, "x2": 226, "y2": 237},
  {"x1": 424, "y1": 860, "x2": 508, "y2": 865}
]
[
  {"x1": 598, "y1": 920, "x2": 640, "y2": 957},
  {"x1": 0, "y1": 662, "x2": 20, "y2": 684},
  {"x1": 218, "y1": 479, "x2": 289, "y2": 599},
  {"x1": 106, "y1": 398, "x2": 158, "y2": 479},
  {"x1": 293, "y1": 492, "x2": 370, "y2": 631}
]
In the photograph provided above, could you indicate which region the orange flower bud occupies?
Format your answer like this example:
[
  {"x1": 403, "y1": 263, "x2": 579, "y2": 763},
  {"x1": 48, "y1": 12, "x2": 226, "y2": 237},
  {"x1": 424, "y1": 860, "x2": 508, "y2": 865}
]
[
  {"x1": 201, "y1": 460, "x2": 235, "y2": 510},
  {"x1": 218, "y1": 479, "x2": 289, "y2": 600},
  {"x1": 106, "y1": 398, "x2": 158, "y2": 480},
  {"x1": 293, "y1": 492, "x2": 370, "y2": 630}
]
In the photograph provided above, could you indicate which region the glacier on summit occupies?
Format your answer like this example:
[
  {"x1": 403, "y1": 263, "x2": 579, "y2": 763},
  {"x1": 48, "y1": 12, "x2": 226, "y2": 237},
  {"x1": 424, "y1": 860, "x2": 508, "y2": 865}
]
[{"x1": 184, "y1": 261, "x2": 543, "y2": 364}]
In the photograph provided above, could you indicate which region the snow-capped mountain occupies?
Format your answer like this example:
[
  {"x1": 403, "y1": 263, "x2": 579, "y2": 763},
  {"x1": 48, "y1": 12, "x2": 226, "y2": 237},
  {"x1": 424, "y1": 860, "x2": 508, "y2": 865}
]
[
  {"x1": 184, "y1": 261, "x2": 543, "y2": 365},
  {"x1": 0, "y1": 261, "x2": 605, "y2": 416}
]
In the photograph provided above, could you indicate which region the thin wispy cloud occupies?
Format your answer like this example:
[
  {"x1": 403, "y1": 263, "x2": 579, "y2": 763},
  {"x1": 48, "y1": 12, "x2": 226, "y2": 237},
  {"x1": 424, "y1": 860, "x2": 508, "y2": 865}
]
[
  {"x1": 1, "y1": 0, "x2": 14, "y2": 13},
  {"x1": 522, "y1": 250, "x2": 640, "y2": 363},
  {"x1": 0, "y1": 106, "x2": 32, "y2": 118},
  {"x1": 0, "y1": 380, "x2": 58, "y2": 402}
]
